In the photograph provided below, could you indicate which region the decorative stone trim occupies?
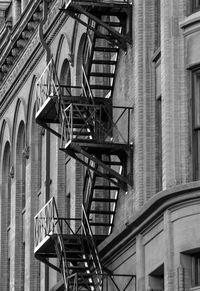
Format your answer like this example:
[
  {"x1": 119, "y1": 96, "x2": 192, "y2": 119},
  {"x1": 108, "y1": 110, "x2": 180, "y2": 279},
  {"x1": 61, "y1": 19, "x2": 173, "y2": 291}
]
[
  {"x1": 0, "y1": 0, "x2": 67, "y2": 106},
  {"x1": 22, "y1": 146, "x2": 30, "y2": 159},
  {"x1": 9, "y1": 165, "x2": 14, "y2": 178}
]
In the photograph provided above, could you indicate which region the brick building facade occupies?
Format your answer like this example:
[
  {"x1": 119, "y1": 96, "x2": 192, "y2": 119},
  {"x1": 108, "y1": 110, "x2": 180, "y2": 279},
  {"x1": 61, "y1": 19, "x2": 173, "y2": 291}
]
[{"x1": 1, "y1": 0, "x2": 200, "y2": 290}]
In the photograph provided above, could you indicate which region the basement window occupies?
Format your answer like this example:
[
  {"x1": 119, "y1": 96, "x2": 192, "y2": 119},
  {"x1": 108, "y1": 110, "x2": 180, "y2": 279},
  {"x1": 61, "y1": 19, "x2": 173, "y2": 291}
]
[{"x1": 149, "y1": 264, "x2": 164, "y2": 291}]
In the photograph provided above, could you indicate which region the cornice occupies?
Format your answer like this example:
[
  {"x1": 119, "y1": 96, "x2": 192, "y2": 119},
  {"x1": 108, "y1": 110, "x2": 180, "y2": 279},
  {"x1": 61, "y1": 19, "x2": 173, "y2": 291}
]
[
  {"x1": 0, "y1": 1, "x2": 68, "y2": 116},
  {"x1": 99, "y1": 181, "x2": 200, "y2": 261},
  {"x1": 0, "y1": 0, "x2": 43, "y2": 67},
  {"x1": 0, "y1": 1, "x2": 11, "y2": 11}
]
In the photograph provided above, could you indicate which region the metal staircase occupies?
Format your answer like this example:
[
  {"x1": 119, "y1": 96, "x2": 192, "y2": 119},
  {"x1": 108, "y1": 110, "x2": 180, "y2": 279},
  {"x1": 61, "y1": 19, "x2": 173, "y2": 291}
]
[
  {"x1": 34, "y1": 1, "x2": 135, "y2": 290},
  {"x1": 83, "y1": 158, "x2": 122, "y2": 236},
  {"x1": 34, "y1": 198, "x2": 135, "y2": 290},
  {"x1": 34, "y1": 198, "x2": 103, "y2": 290}
]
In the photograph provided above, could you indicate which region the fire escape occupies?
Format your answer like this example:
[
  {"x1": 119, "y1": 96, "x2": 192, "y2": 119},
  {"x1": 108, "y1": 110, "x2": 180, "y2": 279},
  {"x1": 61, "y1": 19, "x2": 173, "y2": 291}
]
[{"x1": 34, "y1": 1, "x2": 135, "y2": 290}]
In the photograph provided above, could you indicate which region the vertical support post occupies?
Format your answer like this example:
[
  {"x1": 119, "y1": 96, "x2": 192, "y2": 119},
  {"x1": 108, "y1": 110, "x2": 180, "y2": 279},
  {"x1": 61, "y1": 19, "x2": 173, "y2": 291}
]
[
  {"x1": 177, "y1": 264, "x2": 184, "y2": 291},
  {"x1": 12, "y1": 0, "x2": 21, "y2": 26},
  {"x1": 21, "y1": 0, "x2": 28, "y2": 12},
  {"x1": 164, "y1": 210, "x2": 174, "y2": 291},
  {"x1": 136, "y1": 234, "x2": 145, "y2": 291},
  {"x1": 128, "y1": 108, "x2": 130, "y2": 144}
]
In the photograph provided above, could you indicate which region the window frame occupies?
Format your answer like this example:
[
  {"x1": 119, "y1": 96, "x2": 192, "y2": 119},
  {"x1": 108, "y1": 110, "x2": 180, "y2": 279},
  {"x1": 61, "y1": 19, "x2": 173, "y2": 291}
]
[
  {"x1": 190, "y1": 0, "x2": 200, "y2": 14},
  {"x1": 192, "y1": 254, "x2": 200, "y2": 287},
  {"x1": 192, "y1": 69, "x2": 200, "y2": 180}
]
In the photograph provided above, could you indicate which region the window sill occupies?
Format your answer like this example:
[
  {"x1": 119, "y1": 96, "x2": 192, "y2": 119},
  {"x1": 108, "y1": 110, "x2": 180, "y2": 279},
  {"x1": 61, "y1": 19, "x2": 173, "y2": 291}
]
[
  {"x1": 190, "y1": 287, "x2": 200, "y2": 291},
  {"x1": 180, "y1": 11, "x2": 200, "y2": 29}
]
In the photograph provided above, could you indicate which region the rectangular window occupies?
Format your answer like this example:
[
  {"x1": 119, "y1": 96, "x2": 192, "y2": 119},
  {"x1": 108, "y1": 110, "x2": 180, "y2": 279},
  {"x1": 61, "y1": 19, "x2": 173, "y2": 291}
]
[
  {"x1": 192, "y1": 70, "x2": 200, "y2": 180},
  {"x1": 191, "y1": 0, "x2": 200, "y2": 13},
  {"x1": 192, "y1": 255, "x2": 200, "y2": 287},
  {"x1": 154, "y1": 0, "x2": 161, "y2": 50},
  {"x1": 155, "y1": 58, "x2": 162, "y2": 192}
]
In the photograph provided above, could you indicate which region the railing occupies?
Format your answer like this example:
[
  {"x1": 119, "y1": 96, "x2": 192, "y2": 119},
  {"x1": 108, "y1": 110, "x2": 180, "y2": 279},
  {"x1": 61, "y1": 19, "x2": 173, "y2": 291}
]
[
  {"x1": 82, "y1": 205, "x2": 103, "y2": 291},
  {"x1": 102, "y1": 273, "x2": 136, "y2": 291},
  {"x1": 66, "y1": 273, "x2": 78, "y2": 291},
  {"x1": 60, "y1": 103, "x2": 133, "y2": 148},
  {"x1": 60, "y1": 103, "x2": 99, "y2": 147},
  {"x1": 34, "y1": 197, "x2": 57, "y2": 250},
  {"x1": 34, "y1": 197, "x2": 81, "y2": 289},
  {"x1": 60, "y1": 0, "x2": 133, "y2": 7},
  {"x1": 83, "y1": 161, "x2": 96, "y2": 209},
  {"x1": 36, "y1": 59, "x2": 60, "y2": 114},
  {"x1": 82, "y1": 64, "x2": 95, "y2": 105},
  {"x1": 34, "y1": 197, "x2": 82, "y2": 250},
  {"x1": 34, "y1": 198, "x2": 136, "y2": 290}
]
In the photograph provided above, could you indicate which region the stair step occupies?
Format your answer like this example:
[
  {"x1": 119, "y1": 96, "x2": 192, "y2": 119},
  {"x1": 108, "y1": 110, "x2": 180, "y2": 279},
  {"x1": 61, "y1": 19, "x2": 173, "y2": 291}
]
[
  {"x1": 93, "y1": 185, "x2": 119, "y2": 190},
  {"x1": 68, "y1": 257, "x2": 87, "y2": 262},
  {"x1": 89, "y1": 72, "x2": 114, "y2": 78},
  {"x1": 73, "y1": 124, "x2": 89, "y2": 128},
  {"x1": 90, "y1": 210, "x2": 115, "y2": 215},
  {"x1": 92, "y1": 59, "x2": 117, "y2": 65},
  {"x1": 104, "y1": 21, "x2": 122, "y2": 27},
  {"x1": 103, "y1": 160, "x2": 122, "y2": 166},
  {"x1": 89, "y1": 222, "x2": 113, "y2": 227},
  {"x1": 64, "y1": 240, "x2": 81, "y2": 245},
  {"x1": 90, "y1": 84, "x2": 113, "y2": 90},
  {"x1": 65, "y1": 250, "x2": 83, "y2": 254},
  {"x1": 92, "y1": 197, "x2": 117, "y2": 203},
  {"x1": 95, "y1": 173, "x2": 118, "y2": 179},
  {"x1": 69, "y1": 265, "x2": 89, "y2": 271},
  {"x1": 72, "y1": 131, "x2": 92, "y2": 136},
  {"x1": 95, "y1": 34, "x2": 116, "y2": 40},
  {"x1": 93, "y1": 46, "x2": 118, "y2": 53}
]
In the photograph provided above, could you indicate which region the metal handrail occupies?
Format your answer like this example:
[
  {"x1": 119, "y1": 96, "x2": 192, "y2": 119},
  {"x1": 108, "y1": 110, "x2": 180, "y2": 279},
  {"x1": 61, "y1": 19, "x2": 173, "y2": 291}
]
[
  {"x1": 34, "y1": 197, "x2": 57, "y2": 249},
  {"x1": 82, "y1": 64, "x2": 95, "y2": 105},
  {"x1": 34, "y1": 198, "x2": 82, "y2": 249},
  {"x1": 82, "y1": 204, "x2": 103, "y2": 290},
  {"x1": 83, "y1": 163, "x2": 96, "y2": 208},
  {"x1": 60, "y1": 103, "x2": 133, "y2": 147},
  {"x1": 61, "y1": 0, "x2": 132, "y2": 6},
  {"x1": 36, "y1": 59, "x2": 60, "y2": 114},
  {"x1": 34, "y1": 198, "x2": 136, "y2": 290}
]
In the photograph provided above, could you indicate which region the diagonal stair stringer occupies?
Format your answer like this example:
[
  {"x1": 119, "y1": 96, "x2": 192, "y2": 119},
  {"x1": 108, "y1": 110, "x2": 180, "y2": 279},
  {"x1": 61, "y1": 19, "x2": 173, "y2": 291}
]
[{"x1": 61, "y1": 142, "x2": 133, "y2": 192}]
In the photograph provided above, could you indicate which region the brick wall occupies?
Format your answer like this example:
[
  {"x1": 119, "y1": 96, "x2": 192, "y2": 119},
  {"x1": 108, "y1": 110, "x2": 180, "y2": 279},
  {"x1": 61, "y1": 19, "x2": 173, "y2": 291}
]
[{"x1": 161, "y1": 0, "x2": 189, "y2": 189}]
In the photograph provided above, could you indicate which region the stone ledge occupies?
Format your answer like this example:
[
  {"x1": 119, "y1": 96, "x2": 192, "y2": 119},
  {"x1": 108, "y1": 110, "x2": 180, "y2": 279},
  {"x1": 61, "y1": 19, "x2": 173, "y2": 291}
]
[
  {"x1": 180, "y1": 11, "x2": 200, "y2": 29},
  {"x1": 99, "y1": 180, "x2": 200, "y2": 259}
]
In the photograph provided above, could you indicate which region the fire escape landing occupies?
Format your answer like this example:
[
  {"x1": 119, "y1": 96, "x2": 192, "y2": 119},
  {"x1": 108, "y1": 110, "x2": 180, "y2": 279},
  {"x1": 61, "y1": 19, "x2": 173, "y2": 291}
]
[{"x1": 34, "y1": 1, "x2": 134, "y2": 290}]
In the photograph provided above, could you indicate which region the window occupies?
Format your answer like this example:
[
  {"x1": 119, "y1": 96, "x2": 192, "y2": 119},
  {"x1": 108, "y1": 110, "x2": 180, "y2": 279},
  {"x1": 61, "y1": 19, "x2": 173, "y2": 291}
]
[
  {"x1": 192, "y1": 70, "x2": 200, "y2": 180},
  {"x1": 154, "y1": 0, "x2": 161, "y2": 50},
  {"x1": 192, "y1": 254, "x2": 200, "y2": 287},
  {"x1": 155, "y1": 60, "x2": 162, "y2": 192},
  {"x1": 2, "y1": 142, "x2": 11, "y2": 290},
  {"x1": 149, "y1": 264, "x2": 164, "y2": 291},
  {"x1": 16, "y1": 122, "x2": 26, "y2": 290},
  {"x1": 153, "y1": 0, "x2": 162, "y2": 192},
  {"x1": 59, "y1": 59, "x2": 71, "y2": 97},
  {"x1": 191, "y1": 0, "x2": 200, "y2": 13}
]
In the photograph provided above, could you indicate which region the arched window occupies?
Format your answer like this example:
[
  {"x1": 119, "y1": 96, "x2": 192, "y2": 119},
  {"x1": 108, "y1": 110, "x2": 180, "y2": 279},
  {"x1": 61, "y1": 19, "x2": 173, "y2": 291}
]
[
  {"x1": 3, "y1": 143, "x2": 11, "y2": 227},
  {"x1": 31, "y1": 107, "x2": 43, "y2": 211},
  {"x1": 1, "y1": 142, "x2": 11, "y2": 290},
  {"x1": 76, "y1": 33, "x2": 89, "y2": 86},
  {"x1": 60, "y1": 59, "x2": 71, "y2": 97},
  {"x1": 31, "y1": 106, "x2": 43, "y2": 290},
  {"x1": 16, "y1": 122, "x2": 26, "y2": 290}
]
